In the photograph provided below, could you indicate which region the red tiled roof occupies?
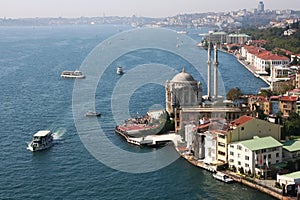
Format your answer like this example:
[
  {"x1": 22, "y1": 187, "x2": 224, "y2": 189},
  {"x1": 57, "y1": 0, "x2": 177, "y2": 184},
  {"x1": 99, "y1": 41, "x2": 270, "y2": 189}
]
[
  {"x1": 280, "y1": 96, "x2": 298, "y2": 102},
  {"x1": 270, "y1": 96, "x2": 280, "y2": 101},
  {"x1": 289, "y1": 88, "x2": 300, "y2": 93},
  {"x1": 244, "y1": 45, "x2": 289, "y2": 61},
  {"x1": 231, "y1": 115, "x2": 253, "y2": 127}
]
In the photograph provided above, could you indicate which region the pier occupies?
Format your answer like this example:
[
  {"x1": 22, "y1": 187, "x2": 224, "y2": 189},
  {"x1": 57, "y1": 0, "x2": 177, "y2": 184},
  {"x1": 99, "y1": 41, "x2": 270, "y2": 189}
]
[{"x1": 115, "y1": 126, "x2": 182, "y2": 147}]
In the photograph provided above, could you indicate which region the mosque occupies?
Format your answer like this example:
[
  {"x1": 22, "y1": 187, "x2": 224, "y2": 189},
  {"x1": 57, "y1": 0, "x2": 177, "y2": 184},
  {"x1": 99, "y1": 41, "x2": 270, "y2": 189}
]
[{"x1": 165, "y1": 44, "x2": 252, "y2": 132}]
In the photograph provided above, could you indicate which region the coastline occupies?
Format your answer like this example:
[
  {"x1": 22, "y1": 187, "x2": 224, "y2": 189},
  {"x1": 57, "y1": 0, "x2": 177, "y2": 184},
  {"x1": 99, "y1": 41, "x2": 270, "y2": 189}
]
[
  {"x1": 176, "y1": 147, "x2": 294, "y2": 200},
  {"x1": 116, "y1": 126, "x2": 295, "y2": 199},
  {"x1": 218, "y1": 48, "x2": 271, "y2": 88}
]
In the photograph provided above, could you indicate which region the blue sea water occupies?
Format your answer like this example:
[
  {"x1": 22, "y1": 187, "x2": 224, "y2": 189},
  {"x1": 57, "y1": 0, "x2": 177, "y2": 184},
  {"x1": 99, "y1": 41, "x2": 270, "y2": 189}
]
[{"x1": 0, "y1": 25, "x2": 272, "y2": 199}]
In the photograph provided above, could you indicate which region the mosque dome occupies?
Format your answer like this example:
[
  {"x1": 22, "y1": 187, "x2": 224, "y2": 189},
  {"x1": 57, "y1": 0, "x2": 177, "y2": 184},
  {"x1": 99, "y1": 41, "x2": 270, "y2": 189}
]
[{"x1": 171, "y1": 68, "x2": 196, "y2": 83}]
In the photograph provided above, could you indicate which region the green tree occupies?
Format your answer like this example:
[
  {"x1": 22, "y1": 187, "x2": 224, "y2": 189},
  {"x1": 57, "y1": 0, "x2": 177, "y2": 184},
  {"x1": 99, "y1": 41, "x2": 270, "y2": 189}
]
[
  {"x1": 284, "y1": 113, "x2": 300, "y2": 136},
  {"x1": 226, "y1": 87, "x2": 242, "y2": 101},
  {"x1": 259, "y1": 89, "x2": 273, "y2": 97}
]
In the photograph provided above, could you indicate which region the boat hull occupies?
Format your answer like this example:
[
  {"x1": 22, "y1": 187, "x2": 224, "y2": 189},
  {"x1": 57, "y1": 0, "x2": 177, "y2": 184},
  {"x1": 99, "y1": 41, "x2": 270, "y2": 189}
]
[{"x1": 27, "y1": 142, "x2": 53, "y2": 152}]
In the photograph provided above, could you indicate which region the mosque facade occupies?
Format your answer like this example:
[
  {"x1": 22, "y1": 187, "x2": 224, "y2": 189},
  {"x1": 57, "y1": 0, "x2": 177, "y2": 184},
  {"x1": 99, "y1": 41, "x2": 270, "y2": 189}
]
[{"x1": 165, "y1": 44, "x2": 253, "y2": 132}]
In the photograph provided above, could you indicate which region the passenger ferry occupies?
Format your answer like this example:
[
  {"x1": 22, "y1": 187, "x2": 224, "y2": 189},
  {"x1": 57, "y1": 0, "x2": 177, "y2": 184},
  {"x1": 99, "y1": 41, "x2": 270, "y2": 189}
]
[
  {"x1": 27, "y1": 130, "x2": 53, "y2": 152},
  {"x1": 61, "y1": 70, "x2": 85, "y2": 79},
  {"x1": 116, "y1": 66, "x2": 123, "y2": 75}
]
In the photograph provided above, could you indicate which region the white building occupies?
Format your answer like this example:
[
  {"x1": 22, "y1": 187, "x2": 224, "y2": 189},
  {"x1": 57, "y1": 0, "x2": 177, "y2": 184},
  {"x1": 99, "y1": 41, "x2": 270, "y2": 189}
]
[
  {"x1": 228, "y1": 136, "x2": 282, "y2": 175},
  {"x1": 203, "y1": 131, "x2": 217, "y2": 165},
  {"x1": 185, "y1": 124, "x2": 195, "y2": 150},
  {"x1": 277, "y1": 171, "x2": 300, "y2": 185},
  {"x1": 240, "y1": 46, "x2": 289, "y2": 74}
]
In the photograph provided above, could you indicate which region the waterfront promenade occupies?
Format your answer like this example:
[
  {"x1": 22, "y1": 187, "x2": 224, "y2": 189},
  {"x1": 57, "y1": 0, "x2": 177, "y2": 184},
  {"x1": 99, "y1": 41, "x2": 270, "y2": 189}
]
[
  {"x1": 179, "y1": 151, "x2": 296, "y2": 200},
  {"x1": 237, "y1": 58, "x2": 271, "y2": 87},
  {"x1": 218, "y1": 48, "x2": 271, "y2": 89}
]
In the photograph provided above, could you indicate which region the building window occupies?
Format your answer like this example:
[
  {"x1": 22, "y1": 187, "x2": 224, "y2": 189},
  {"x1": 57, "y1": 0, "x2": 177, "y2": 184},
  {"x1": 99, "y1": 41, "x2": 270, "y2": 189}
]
[
  {"x1": 230, "y1": 151, "x2": 234, "y2": 156},
  {"x1": 176, "y1": 122, "x2": 180, "y2": 127},
  {"x1": 263, "y1": 155, "x2": 266, "y2": 159},
  {"x1": 245, "y1": 163, "x2": 249, "y2": 167},
  {"x1": 218, "y1": 142, "x2": 225, "y2": 147},
  {"x1": 238, "y1": 161, "x2": 241, "y2": 166},
  {"x1": 229, "y1": 159, "x2": 234, "y2": 163},
  {"x1": 237, "y1": 145, "x2": 242, "y2": 150},
  {"x1": 276, "y1": 153, "x2": 279, "y2": 157},
  {"x1": 241, "y1": 127, "x2": 244, "y2": 131},
  {"x1": 245, "y1": 148, "x2": 248, "y2": 152},
  {"x1": 230, "y1": 145, "x2": 234, "y2": 148},
  {"x1": 268, "y1": 154, "x2": 271, "y2": 159},
  {"x1": 218, "y1": 134, "x2": 225, "y2": 139},
  {"x1": 245, "y1": 156, "x2": 249, "y2": 160}
]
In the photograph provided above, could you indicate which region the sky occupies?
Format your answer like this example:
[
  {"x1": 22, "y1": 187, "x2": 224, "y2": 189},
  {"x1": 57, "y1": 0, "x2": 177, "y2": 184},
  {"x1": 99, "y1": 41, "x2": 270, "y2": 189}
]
[{"x1": 1, "y1": 0, "x2": 300, "y2": 18}]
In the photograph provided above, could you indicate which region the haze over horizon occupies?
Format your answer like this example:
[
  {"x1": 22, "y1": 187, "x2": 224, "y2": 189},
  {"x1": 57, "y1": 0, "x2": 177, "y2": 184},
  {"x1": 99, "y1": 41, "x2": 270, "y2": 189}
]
[{"x1": 1, "y1": 0, "x2": 300, "y2": 19}]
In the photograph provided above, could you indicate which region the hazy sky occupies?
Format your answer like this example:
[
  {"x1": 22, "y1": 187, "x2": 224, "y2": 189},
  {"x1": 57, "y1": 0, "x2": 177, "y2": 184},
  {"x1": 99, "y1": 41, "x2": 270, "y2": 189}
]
[{"x1": 1, "y1": 0, "x2": 300, "y2": 18}]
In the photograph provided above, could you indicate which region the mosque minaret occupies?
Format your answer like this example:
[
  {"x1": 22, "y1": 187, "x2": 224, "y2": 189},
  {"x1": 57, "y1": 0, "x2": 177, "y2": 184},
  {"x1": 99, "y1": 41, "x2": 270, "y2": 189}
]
[
  {"x1": 213, "y1": 44, "x2": 219, "y2": 99},
  {"x1": 165, "y1": 42, "x2": 248, "y2": 132},
  {"x1": 207, "y1": 42, "x2": 212, "y2": 99}
]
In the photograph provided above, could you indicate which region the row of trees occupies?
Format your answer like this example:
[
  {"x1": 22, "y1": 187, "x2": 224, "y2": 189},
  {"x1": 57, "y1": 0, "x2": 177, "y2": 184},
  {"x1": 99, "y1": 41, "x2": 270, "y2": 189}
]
[{"x1": 241, "y1": 22, "x2": 300, "y2": 55}]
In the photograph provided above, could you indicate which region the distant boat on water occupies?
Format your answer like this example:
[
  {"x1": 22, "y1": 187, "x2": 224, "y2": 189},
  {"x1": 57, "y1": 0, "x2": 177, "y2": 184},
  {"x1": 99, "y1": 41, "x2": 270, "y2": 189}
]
[
  {"x1": 61, "y1": 70, "x2": 85, "y2": 79},
  {"x1": 116, "y1": 66, "x2": 123, "y2": 75},
  {"x1": 85, "y1": 111, "x2": 101, "y2": 117},
  {"x1": 176, "y1": 30, "x2": 188, "y2": 34}
]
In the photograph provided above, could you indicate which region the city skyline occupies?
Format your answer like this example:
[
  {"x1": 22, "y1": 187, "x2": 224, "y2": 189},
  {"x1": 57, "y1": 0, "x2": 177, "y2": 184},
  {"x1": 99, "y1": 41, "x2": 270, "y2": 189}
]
[{"x1": 1, "y1": 0, "x2": 300, "y2": 19}]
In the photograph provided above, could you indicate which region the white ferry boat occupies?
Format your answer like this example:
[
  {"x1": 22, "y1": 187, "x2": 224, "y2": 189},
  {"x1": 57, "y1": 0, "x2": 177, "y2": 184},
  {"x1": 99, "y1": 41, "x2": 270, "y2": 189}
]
[
  {"x1": 61, "y1": 70, "x2": 85, "y2": 79},
  {"x1": 116, "y1": 66, "x2": 123, "y2": 75},
  {"x1": 85, "y1": 111, "x2": 101, "y2": 117},
  {"x1": 176, "y1": 30, "x2": 188, "y2": 34},
  {"x1": 27, "y1": 130, "x2": 53, "y2": 152},
  {"x1": 212, "y1": 172, "x2": 234, "y2": 183}
]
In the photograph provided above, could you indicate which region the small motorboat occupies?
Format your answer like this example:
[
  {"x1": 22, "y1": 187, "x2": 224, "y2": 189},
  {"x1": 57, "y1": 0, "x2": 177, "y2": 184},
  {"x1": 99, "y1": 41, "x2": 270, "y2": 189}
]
[
  {"x1": 27, "y1": 130, "x2": 53, "y2": 152},
  {"x1": 212, "y1": 171, "x2": 234, "y2": 183},
  {"x1": 116, "y1": 66, "x2": 123, "y2": 75},
  {"x1": 85, "y1": 111, "x2": 101, "y2": 117}
]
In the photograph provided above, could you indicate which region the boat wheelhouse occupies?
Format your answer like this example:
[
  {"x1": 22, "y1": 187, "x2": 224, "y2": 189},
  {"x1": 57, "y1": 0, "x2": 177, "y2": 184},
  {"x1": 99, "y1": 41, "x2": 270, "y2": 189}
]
[{"x1": 27, "y1": 130, "x2": 53, "y2": 152}]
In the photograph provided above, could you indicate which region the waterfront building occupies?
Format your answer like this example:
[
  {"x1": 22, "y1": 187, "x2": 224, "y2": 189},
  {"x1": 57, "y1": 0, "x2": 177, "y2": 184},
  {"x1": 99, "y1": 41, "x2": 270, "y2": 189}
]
[
  {"x1": 240, "y1": 45, "x2": 289, "y2": 74},
  {"x1": 213, "y1": 115, "x2": 281, "y2": 164},
  {"x1": 165, "y1": 69, "x2": 202, "y2": 132},
  {"x1": 203, "y1": 130, "x2": 218, "y2": 164},
  {"x1": 188, "y1": 114, "x2": 281, "y2": 166},
  {"x1": 166, "y1": 45, "x2": 254, "y2": 132},
  {"x1": 204, "y1": 31, "x2": 227, "y2": 44},
  {"x1": 185, "y1": 124, "x2": 196, "y2": 150},
  {"x1": 227, "y1": 115, "x2": 282, "y2": 142},
  {"x1": 282, "y1": 139, "x2": 300, "y2": 159},
  {"x1": 226, "y1": 34, "x2": 251, "y2": 45},
  {"x1": 228, "y1": 136, "x2": 282, "y2": 176},
  {"x1": 277, "y1": 171, "x2": 300, "y2": 185},
  {"x1": 190, "y1": 118, "x2": 228, "y2": 164}
]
